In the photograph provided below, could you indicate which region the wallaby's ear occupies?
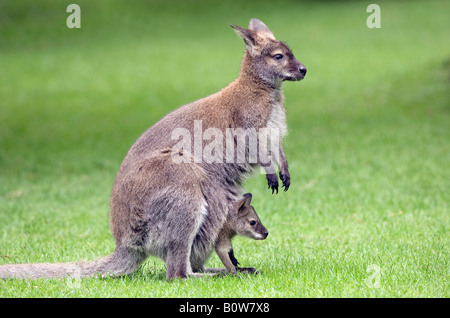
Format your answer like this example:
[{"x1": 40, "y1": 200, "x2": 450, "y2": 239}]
[
  {"x1": 230, "y1": 24, "x2": 260, "y2": 56},
  {"x1": 248, "y1": 18, "x2": 275, "y2": 40},
  {"x1": 235, "y1": 193, "x2": 252, "y2": 212}
]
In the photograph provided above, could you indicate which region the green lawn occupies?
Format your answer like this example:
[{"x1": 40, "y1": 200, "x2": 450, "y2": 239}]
[{"x1": 0, "y1": 0, "x2": 448, "y2": 297}]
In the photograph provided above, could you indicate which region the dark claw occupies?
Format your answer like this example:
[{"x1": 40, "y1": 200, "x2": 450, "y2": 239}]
[
  {"x1": 266, "y1": 173, "x2": 279, "y2": 194},
  {"x1": 280, "y1": 171, "x2": 290, "y2": 192},
  {"x1": 267, "y1": 183, "x2": 278, "y2": 194}
]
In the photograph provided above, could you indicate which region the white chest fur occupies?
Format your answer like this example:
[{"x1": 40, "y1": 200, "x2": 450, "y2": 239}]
[{"x1": 266, "y1": 102, "x2": 287, "y2": 138}]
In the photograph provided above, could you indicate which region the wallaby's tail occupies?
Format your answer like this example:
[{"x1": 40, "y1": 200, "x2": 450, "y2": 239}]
[{"x1": 0, "y1": 247, "x2": 145, "y2": 280}]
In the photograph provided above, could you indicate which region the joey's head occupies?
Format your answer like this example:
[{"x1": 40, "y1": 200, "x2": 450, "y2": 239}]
[
  {"x1": 230, "y1": 18, "x2": 307, "y2": 86},
  {"x1": 232, "y1": 193, "x2": 268, "y2": 240}
]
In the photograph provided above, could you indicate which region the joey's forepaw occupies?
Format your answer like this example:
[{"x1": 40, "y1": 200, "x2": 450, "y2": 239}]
[
  {"x1": 228, "y1": 249, "x2": 239, "y2": 267},
  {"x1": 266, "y1": 173, "x2": 279, "y2": 194}
]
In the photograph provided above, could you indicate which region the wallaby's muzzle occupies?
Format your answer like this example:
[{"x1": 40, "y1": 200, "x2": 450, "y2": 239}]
[
  {"x1": 286, "y1": 60, "x2": 307, "y2": 81},
  {"x1": 299, "y1": 65, "x2": 307, "y2": 76},
  {"x1": 255, "y1": 228, "x2": 269, "y2": 240}
]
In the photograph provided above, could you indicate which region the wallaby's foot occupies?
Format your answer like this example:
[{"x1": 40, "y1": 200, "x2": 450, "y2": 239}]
[
  {"x1": 279, "y1": 170, "x2": 290, "y2": 191},
  {"x1": 190, "y1": 269, "x2": 237, "y2": 279},
  {"x1": 266, "y1": 173, "x2": 279, "y2": 194},
  {"x1": 203, "y1": 268, "x2": 230, "y2": 275},
  {"x1": 190, "y1": 268, "x2": 259, "y2": 278},
  {"x1": 236, "y1": 267, "x2": 259, "y2": 275},
  {"x1": 206, "y1": 267, "x2": 260, "y2": 275},
  {"x1": 166, "y1": 272, "x2": 188, "y2": 280},
  {"x1": 189, "y1": 272, "x2": 222, "y2": 279}
]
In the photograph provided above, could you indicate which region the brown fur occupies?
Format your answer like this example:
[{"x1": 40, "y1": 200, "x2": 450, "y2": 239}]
[{"x1": 0, "y1": 18, "x2": 305, "y2": 280}]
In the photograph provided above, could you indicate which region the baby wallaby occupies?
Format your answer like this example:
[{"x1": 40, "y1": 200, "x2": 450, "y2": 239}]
[{"x1": 215, "y1": 193, "x2": 268, "y2": 275}]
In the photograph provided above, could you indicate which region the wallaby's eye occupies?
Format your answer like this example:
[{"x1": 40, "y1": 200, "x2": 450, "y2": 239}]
[
  {"x1": 273, "y1": 54, "x2": 284, "y2": 60},
  {"x1": 249, "y1": 220, "x2": 256, "y2": 226}
]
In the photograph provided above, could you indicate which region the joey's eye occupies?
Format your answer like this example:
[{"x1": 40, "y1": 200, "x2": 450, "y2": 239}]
[
  {"x1": 249, "y1": 220, "x2": 256, "y2": 226},
  {"x1": 273, "y1": 54, "x2": 284, "y2": 60}
]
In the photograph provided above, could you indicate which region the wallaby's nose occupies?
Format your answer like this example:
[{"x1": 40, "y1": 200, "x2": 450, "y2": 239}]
[{"x1": 299, "y1": 66, "x2": 307, "y2": 75}]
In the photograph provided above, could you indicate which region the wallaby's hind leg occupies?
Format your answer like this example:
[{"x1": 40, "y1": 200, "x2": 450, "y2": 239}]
[
  {"x1": 165, "y1": 244, "x2": 192, "y2": 279},
  {"x1": 146, "y1": 187, "x2": 207, "y2": 280},
  {"x1": 163, "y1": 201, "x2": 207, "y2": 280}
]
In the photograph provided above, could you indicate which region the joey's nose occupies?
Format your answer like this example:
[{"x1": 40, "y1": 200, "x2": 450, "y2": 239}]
[{"x1": 299, "y1": 66, "x2": 307, "y2": 75}]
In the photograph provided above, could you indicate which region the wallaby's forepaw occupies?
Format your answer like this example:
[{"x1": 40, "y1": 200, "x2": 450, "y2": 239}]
[
  {"x1": 279, "y1": 170, "x2": 290, "y2": 191},
  {"x1": 266, "y1": 173, "x2": 279, "y2": 194}
]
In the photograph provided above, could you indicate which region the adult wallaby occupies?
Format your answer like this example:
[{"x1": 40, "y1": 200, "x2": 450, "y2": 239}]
[
  {"x1": 125, "y1": 18, "x2": 306, "y2": 195},
  {"x1": 0, "y1": 18, "x2": 305, "y2": 280}
]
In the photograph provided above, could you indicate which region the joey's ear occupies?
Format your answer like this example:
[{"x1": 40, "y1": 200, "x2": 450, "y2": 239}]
[
  {"x1": 230, "y1": 24, "x2": 260, "y2": 56},
  {"x1": 235, "y1": 193, "x2": 252, "y2": 212},
  {"x1": 242, "y1": 193, "x2": 253, "y2": 205}
]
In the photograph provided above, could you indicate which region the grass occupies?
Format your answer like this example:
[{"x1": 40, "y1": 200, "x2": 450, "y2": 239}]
[{"x1": 0, "y1": 0, "x2": 449, "y2": 297}]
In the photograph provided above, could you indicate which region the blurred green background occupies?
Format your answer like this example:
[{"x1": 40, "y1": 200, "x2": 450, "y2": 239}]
[{"x1": 0, "y1": 0, "x2": 448, "y2": 297}]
